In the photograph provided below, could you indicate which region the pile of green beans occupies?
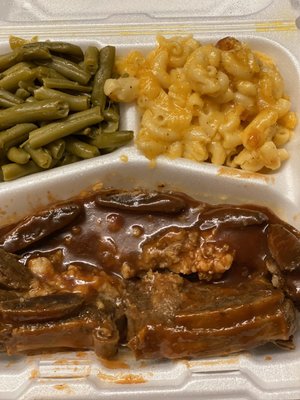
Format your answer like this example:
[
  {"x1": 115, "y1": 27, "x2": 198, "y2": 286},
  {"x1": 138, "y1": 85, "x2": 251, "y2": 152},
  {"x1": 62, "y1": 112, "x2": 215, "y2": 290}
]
[{"x1": 0, "y1": 38, "x2": 133, "y2": 181}]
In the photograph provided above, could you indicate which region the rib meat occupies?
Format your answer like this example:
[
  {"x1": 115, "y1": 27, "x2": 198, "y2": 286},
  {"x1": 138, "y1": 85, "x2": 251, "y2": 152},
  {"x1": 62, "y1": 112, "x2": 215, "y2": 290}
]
[
  {"x1": 0, "y1": 188, "x2": 298, "y2": 360},
  {"x1": 126, "y1": 272, "x2": 296, "y2": 359},
  {"x1": 5, "y1": 306, "x2": 119, "y2": 358},
  {"x1": 0, "y1": 248, "x2": 32, "y2": 290}
]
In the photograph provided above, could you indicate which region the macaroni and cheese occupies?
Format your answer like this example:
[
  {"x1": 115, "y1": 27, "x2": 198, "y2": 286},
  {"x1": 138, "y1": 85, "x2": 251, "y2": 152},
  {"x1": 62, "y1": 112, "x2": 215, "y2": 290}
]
[{"x1": 104, "y1": 36, "x2": 297, "y2": 172}]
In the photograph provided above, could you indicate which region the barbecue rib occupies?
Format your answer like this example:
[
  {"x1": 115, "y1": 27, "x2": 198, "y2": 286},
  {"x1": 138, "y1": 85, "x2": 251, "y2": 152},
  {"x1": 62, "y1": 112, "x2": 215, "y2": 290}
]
[
  {"x1": 126, "y1": 272, "x2": 296, "y2": 359},
  {"x1": 0, "y1": 188, "x2": 298, "y2": 360}
]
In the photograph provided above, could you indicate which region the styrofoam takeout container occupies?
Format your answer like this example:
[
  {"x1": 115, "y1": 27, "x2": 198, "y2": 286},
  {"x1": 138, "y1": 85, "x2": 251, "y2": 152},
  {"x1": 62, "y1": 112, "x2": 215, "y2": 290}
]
[{"x1": 0, "y1": 0, "x2": 299, "y2": 399}]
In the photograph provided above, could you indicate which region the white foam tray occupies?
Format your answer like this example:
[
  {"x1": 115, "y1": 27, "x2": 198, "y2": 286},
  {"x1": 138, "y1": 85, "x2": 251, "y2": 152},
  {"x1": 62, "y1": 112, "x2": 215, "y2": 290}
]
[{"x1": 0, "y1": 1, "x2": 299, "y2": 398}]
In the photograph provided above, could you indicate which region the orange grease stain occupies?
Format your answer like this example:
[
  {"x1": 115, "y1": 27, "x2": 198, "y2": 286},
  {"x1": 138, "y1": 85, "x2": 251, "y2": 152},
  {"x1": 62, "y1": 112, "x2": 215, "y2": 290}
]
[
  {"x1": 217, "y1": 166, "x2": 274, "y2": 183},
  {"x1": 100, "y1": 358, "x2": 129, "y2": 370},
  {"x1": 30, "y1": 369, "x2": 39, "y2": 379},
  {"x1": 183, "y1": 357, "x2": 239, "y2": 368},
  {"x1": 98, "y1": 372, "x2": 146, "y2": 384},
  {"x1": 53, "y1": 359, "x2": 80, "y2": 365},
  {"x1": 76, "y1": 351, "x2": 88, "y2": 358},
  {"x1": 120, "y1": 154, "x2": 129, "y2": 163},
  {"x1": 53, "y1": 384, "x2": 73, "y2": 394}
]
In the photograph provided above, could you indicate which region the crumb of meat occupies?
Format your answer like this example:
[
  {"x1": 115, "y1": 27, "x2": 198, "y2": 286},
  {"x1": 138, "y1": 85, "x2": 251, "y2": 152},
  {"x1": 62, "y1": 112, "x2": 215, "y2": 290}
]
[
  {"x1": 28, "y1": 257, "x2": 55, "y2": 279},
  {"x1": 121, "y1": 262, "x2": 134, "y2": 279},
  {"x1": 28, "y1": 257, "x2": 57, "y2": 297},
  {"x1": 266, "y1": 259, "x2": 285, "y2": 289},
  {"x1": 123, "y1": 228, "x2": 234, "y2": 281},
  {"x1": 48, "y1": 249, "x2": 64, "y2": 266},
  {"x1": 28, "y1": 255, "x2": 124, "y2": 301}
]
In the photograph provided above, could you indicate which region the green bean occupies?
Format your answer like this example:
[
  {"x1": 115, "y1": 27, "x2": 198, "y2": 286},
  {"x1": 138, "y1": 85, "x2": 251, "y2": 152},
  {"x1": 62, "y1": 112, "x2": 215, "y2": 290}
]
[
  {"x1": 33, "y1": 66, "x2": 67, "y2": 81},
  {"x1": 25, "y1": 96, "x2": 36, "y2": 103},
  {"x1": 103, "y1": 105, "x2": 119, "y2": 122},
  {"x1": 0, "y1": 62, "x2": 34, "y2": 78},
  {"x1": 9, "y1": 35, "x2": 36, "y2": 50},
  {"x1": 0, "y1": 88, "x2": 24, "y2": 107},
  {"x1": 0, "y1": 40, "x2": 132, "y2": 181},
  {"x1": 102, "y1": 120, "x2": 119, "y2": 133},
  {"x1": 48, "y1": 158, "x2": 59, "y2": 169},
  {"x1": 18, "y1": 80, "x2": 39, "y2": 93},
  {"x1": 42, "y1": 77, "x2": 92, "y2": 93},
  {"x1": 34, "y1": 86, "x2": 90, "y2": 112},
  {"x1": 0, "y1": 123, "x2": 37, "y2": 151},
  {"x1": 28, "y1": 106, "x2": 100, "y2": 138},
  {"x1": 65, "y1": 137, "x2": 100, "y2": 159},
  {"x1": 15, "y1": 88, "x2": 31, "y2": 100},
  {"x1": 7, "y1": 146, "x2": 30, "y2": 164},
  {"x1": 91, "y1": 46, "x2": 115, "y2": 110},
  {"x1": 0, "y1": 52, "x2": 20, "y2": 73},
  {"x1": 46, "y1": 139, "x2": 65, "y2": 160},
  {"x1": 23, "y1": 42, "x2": 84, "y2": 62},
  {"x1": 84, "y1": 46, "x2": 99, "y2": 75},
  {"x1": 88, "y1": 130, "x2": 133, "y2": 149},
  {"x1": 0, "y1": 100, "x2": 69, "y2": 130},
  {"x1": 82, "y1": 127, "x2": 93, "y2": 136},
  {"x1": 26, "y1": 106, "x2": 103, "y2": 149},
  {"x1": 41, "y1": 56, "x2": 91, "y2": 85},
  {"x1": 102, "y1": 105, "x2": 120, "y2": 132},
  {"x1": 100, "y1": 147, "x2": 117, "y2": 155},
  {"x1": 0, "y1": 99, "x2": 18, "y2": 108},
  {"x1": 83, "y1": 126, "x2": 101, "y2": 139},
  {"x1": 57, "y1": 153, "x2": 81, "y2": 166},
  {"x1": 29, "y1": 105, "x2": 98, "y2": 133},
  {"x1": 23, "y1": 144, "x2": 52, "y2": 169},
  {"x1": 21, "y1": 47, "x2": 52, "y2": 62},
  {"x1": 0, "y1": 47, "x2": 51, "y2": 72},
  {"x1": 0, "y1": 150, "x2": 7, "y2": 165},
  {"x1": 73, "y1": 127, "x2": 92, "y2": 136},
  {"x1": 1, "y1": 160, "x2": 42, "y2": 181},
  {"x1": 0, "y1": 66, "x2": 35, "y2": 92}
]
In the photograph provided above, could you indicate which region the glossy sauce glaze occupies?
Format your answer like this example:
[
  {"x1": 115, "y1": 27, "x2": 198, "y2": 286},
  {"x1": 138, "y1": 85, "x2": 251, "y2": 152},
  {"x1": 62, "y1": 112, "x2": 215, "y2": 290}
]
[
  {"x1": 17, "y1": 192, "x2": 203, "y2": 276},
  {"x1": 0, "y1": 189, "x2": 299, "y2": 359},
  {"x1": 0, "y1": 189, "x2": 297, "y2": 306}
]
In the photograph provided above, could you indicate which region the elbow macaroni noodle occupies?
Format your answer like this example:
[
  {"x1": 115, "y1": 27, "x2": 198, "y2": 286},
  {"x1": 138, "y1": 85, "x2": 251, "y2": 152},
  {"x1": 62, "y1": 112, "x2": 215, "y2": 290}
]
[{"x1": 104, "y1": 36, "x2": 298, "y2": 172}]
